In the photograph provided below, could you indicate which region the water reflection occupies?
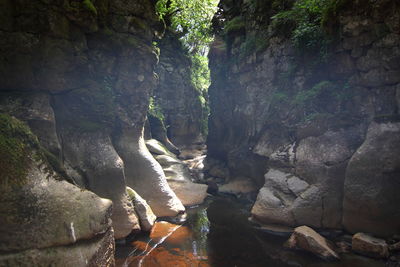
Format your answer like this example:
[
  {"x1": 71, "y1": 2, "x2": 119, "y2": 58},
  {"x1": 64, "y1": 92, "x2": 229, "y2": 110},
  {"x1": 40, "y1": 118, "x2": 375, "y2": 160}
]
[
  {"x1": 115, "y1": 197, "x2": 386, "y2": 267},
  {"x1": 115, "y1": 202, "x2": 211, "y2": 267}
]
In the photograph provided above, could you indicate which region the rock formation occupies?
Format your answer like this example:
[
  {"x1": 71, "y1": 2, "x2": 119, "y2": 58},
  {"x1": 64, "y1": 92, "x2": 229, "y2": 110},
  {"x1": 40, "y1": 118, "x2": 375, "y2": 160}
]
[
  {"x1": 153, "y1": 29, "x2": 205, "y2": 146},
  {"x1": 208, "y1": 0, "x2": 400, "y2": 236},
  {"x1": 0, "y1": 0, "x2": 184, "y2": 249},
  {"x1": 0, "y1": 115, "x2": 114, "y2": 266}
]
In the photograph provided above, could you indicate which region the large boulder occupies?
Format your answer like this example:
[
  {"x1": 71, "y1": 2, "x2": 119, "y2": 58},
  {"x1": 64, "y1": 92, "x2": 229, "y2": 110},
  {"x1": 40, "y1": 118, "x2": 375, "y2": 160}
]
[
  {"x1": 343, "y1": 121, "x2": 400, "y2": 237},
  {"x1": 60, "y1": 130, "x2": 140, "y2": 240},
  {"x1": 285, "y1": 226, "x2": 340, "y2": 261},
  {"x1": 251, "y1": 128, "x2": 363, "y2": 229},
  {"x1": 0, "y1": 115, "x2": 114, "y2": 266}
]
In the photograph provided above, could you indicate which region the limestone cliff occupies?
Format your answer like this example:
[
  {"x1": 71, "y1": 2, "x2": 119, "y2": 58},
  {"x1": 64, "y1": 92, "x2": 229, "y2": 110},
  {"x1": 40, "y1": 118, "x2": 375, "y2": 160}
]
[
  {"x1": 208, "y1": 0, "x2": 400, "y2": 236},
  {"x1": 0, "y1": 0, "x2": 185, "y2": 254},
  {"x1": 153, "y1": 29, "x2": 204, "y2": 146}
]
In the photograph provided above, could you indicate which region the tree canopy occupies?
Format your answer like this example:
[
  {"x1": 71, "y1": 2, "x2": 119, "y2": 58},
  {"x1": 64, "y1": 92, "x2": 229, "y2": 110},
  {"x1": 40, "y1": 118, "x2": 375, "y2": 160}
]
[{"x1": 156, "y1": 0, "x2": 219, "y2": 54}]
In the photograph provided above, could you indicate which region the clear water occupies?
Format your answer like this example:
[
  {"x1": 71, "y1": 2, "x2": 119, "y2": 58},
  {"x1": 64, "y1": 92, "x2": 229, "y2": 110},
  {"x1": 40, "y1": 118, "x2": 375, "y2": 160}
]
[{"x1": 115, "y1": 196, "x2": 387, "y2": 267}]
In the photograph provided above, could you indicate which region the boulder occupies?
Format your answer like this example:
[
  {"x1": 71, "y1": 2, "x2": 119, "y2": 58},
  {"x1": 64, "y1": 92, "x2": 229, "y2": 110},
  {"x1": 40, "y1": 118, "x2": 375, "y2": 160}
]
[
  {"x1": 352, "y1": 233, "x2": 389, "y2": 258},
  {"x1": 60, "y1": 130, "x2": 140, "y2": 239},
  {"x1": 251, "y1": 169, "x2": 310, "y2": 226},
  {"x1": 0, "y1": 115, "x2": 114, "y2": 266},
  {"x1": 343, "y1": 122, "x2": 400, "y2": 237},
  {"x1": 127, "y1": 187, "x2": 156, "y2": 232},
  {"x1": 294, "y1": 129, "x2": 363, "y2": 228},
  {"x1": 284, "y1": 226, "x2": 340, "y2": 261}
]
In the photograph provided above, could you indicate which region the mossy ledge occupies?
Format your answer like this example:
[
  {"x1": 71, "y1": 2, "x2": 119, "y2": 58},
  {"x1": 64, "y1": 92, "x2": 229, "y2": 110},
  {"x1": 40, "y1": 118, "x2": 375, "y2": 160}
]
[{"x1": 0, "y1": 114, "x2": 39, "y2": 188}]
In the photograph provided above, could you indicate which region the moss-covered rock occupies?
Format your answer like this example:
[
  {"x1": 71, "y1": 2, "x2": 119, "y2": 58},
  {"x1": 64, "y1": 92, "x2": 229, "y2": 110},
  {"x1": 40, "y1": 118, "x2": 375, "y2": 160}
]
[{"x1": 0, "y1": 114, "x2": 39, "y2": 188}]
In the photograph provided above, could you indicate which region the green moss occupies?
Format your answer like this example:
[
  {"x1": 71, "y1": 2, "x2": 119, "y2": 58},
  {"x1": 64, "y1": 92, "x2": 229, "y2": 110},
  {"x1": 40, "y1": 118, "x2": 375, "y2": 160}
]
[
  {"x1": 82, "y1": 0, "x2": 98, "y2": 15},
  {"x1": 148, "y1": 97, "x2": 165, "y2": 123},
  {"x1": 0, "y1": 114, "x2": 39, "y2": 188},
  {"x1": 126, "y1": 187, "x2": 137, "y2": 201},
  {"x1": 293, "y1": 80, "x2": 335, "y2": 106}
]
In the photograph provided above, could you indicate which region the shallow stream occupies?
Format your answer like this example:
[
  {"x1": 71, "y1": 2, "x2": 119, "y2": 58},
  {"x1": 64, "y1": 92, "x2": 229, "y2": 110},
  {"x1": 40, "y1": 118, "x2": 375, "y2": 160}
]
[{"x1": 115, "y1": 196, "x2": 387, "y2": 267}]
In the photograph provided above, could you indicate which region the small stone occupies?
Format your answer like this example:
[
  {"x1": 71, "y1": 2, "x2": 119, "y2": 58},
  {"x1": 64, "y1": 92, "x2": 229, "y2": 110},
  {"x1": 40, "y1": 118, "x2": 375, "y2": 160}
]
[
  {"x1": 352, "y1": 233, "x2": 389, "y2": 259},
  {"x1": 284, "y1": 226, "x2": 340, "y2": 261}
]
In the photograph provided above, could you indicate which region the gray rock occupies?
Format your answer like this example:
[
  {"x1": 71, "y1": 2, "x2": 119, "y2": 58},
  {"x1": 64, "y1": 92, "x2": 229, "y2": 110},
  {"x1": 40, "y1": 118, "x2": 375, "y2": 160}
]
[
  {"x1": 0, "y1": 116, "x2": 114, "y2": 266},
  {"x1": 146, "y1": 139, "x2": 177, "y2": 157},
  {"x1": 285, "y1": 226, "x2": 340, "y2": 261},
  {"x1": 0, "y1": 228, "x2": 115, "y2": 267},
  {"x1": 153, "y1": 152, "x2": 208, "y2": 207},
  {"x1": 343, "y1": 122, "x2": 400, "y2": 237},
  {"x1": 114, "y1": 128, "x2": 185, "y2": 217},
  {"x1": 127, "y1": 187, "x2": 156, "y2": 232},
  {"x1": 352, "y1": 233, "x2": 389, "y2": 258},
  {"x1": 61, "y1": 131, "x2": 140, "y2": 239}
]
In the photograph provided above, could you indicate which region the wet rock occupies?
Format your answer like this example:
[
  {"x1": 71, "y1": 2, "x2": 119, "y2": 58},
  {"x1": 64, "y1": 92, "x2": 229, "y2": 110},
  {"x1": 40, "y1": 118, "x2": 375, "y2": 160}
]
[
  {"x1": 126, "y1": 187, "x2": 156, "y2": 232},
  {"x1": 284, "y1": 226, "x2": 340, "y2": 261},
  {"x1": 343, "y1": 122, "x2": 400, "y2": 237},
  {"x1": 352, "y1": 233, "x2": 389, "y2": 258},
  {"x1": 218, "y1": 177, "x2": 257, "y2": 195}
]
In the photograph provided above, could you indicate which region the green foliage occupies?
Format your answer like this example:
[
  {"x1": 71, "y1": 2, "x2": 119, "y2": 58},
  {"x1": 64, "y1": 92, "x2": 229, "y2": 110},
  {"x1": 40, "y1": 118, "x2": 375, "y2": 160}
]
[
  {"x1": 156, "y1": 0, "x2": 218, "y2": 137},
  {"x1": 82, "y1": 0, "x2": 97, "y2": 15},
  {"x1": 191, "y1": 54, "x2": 211, "y2": 92},
  {"x1": 291, "y1": 80, "x2": 353, "y2": 121},
  {"x1": 0, "y1": 114, "x2": 39, "y2": 188},
  {"x1": 156, "y1": 0, "x2": 219, "y2": 54},
  {"x1": 148, "y1": 97, "x2": 165, "y2": 123},
  {"x1": 271, "y1": 0, "x2": 340, "y2": 57},
  {"x1": 239, "y1": 34, "x2": 269, "y2": 60}
]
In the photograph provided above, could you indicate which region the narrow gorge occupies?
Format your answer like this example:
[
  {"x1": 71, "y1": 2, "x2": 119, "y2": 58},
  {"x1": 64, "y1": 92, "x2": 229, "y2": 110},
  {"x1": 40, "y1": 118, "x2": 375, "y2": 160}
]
[{"x1": 0, "y1": 0, "x2": 399, "y2": 266}]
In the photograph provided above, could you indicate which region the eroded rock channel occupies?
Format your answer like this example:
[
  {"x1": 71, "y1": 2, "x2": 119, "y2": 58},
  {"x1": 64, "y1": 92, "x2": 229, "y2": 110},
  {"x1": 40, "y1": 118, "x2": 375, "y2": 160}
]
[{"x1": 0, "y1": 0, "x2": 399, "y2": 266}]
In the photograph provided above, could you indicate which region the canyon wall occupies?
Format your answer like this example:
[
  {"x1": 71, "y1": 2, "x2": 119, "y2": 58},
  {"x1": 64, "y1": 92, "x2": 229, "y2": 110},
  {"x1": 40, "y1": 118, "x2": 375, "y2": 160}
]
[
  {"x1": 153, "y1": 29, "x2": 204, "y2": 146},
  {"x1": 208, "y1": 0, "x2": 400, "y2": 236},
  {"x1": 0, "y1": 0, "x2": 186, "y2": 264}
]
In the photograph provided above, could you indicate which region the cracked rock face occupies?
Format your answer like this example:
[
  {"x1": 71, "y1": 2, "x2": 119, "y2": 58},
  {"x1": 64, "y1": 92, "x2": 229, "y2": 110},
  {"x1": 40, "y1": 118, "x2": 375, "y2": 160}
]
[
  {"x1": 211, "y1": 0, "x2": 400, "y2": 235},
  {"x1": 343, "y1": 122, "x2": 400, "y2": 237}
]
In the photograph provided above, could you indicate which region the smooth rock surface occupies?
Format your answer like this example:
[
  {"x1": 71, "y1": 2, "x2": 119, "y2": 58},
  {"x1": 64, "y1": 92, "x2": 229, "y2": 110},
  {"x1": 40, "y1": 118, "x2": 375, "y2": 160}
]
[
  {"x1": 285, "y1": 226, "x2": 340, "y2": 261},
  {"x1": 343, "y1": 122, "x2": 400, "y2": 237}
]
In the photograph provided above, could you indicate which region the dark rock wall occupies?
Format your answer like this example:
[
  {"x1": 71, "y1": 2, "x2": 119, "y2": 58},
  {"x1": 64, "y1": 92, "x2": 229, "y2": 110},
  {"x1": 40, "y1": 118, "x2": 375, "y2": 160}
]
[
  {"x1": 154, "y1": 29, "x2": 204, "y2": 146},
  {"x1": 208, "y1": 0, "x2": 400, "y2": 236},
  {"x1": 0, "y1": 0, "x2": 184, "y2": 251}
]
